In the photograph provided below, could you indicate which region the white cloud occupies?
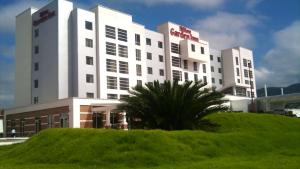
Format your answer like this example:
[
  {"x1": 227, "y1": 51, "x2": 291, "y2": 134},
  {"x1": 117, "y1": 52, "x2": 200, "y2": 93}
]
[
  {"x1": 192, "y1": 12, "x2": 258, "y2": 50},
  {"x1": 123, "y1": 0, "x2": 225, "y2": 9},
  {"x1": 255, "y1": 21, "x2": 300, "y2": 88},
  {"x1": 0, "y1": 1, "x2": 46, "y2": 33}
]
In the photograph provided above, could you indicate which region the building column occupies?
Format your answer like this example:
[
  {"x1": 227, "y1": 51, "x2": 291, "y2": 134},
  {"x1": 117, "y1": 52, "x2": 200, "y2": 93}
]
[{"x1": 105, "y1": 111, "x2": 111, "y2": 128}]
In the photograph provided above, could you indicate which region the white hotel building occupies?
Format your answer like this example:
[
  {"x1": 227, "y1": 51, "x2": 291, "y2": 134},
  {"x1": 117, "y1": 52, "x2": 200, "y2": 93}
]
[{"x1": 4, "y1": 0, "x2": 256, "y2": 136}]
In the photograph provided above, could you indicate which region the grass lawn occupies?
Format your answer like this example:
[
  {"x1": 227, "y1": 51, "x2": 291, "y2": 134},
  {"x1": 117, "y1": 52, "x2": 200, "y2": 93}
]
[{"x1": 0, "y1": 112, "x2": 299, "y2": 169}]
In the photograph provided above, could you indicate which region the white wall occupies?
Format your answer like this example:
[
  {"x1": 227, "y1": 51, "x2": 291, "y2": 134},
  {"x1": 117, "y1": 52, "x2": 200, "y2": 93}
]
[
  {"x1": 210, "y1": 49, "x2": 223, "y2": 90},
  {"x1": 15, "y1": 8, "x2": 37, "y2": 107},
  {"x1": 71, "y1": 9, "x2": 97, "y2": 98},
  {"x1": 145, "y1": 29, "x2": 166, "y2": 83}
]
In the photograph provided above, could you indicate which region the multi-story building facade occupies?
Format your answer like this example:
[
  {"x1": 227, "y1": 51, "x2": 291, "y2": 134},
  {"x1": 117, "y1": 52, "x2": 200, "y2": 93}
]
[{"x1": 5, "y1": 0, "x2": 256, "y2": 136}]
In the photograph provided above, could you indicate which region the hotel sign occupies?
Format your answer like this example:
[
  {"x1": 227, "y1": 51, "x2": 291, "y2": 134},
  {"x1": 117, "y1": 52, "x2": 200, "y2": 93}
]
[
  {"x1": 33, "y1": 9, "x2": 55, "y2": 26},
  {"x1": 170, "y1": 26, "x2": 199, "y2": 42}
]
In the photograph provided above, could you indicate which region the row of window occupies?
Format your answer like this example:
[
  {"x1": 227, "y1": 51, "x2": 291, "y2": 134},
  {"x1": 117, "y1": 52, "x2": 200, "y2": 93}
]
[
  {"x1": 210, "y1": 55, "x2": 221, "y2": 62},
  {"x1": 235, "y1": 57, "x2": 252, "y2": 68},
  {"x1": 172, "y1": 57, "x2": 211, "y2": 73},
  {"x1": 236, "y1": 68, "x2": 253, "y2": 78},
  {"x1": 107, "y1": 76, "x2": 129, "y2": 90},
  {"x1": 172, "y1": 70, "x2": 207, "y2": 83},
  {"x1": 9, "y1": 113, "x2": 68, "y2": 135},
  {"x1": 211, "y1": 78, "x2": 223, "y2": 85},
  {"x1": 105, "y1": 25, "x2": 127, "y2": 42},
  {"x1": 106, "y1": 59, "x2": 129, "y2": 74},
  {"x1": 146, "y1": 67, "x2": 165, "y2": 76}
]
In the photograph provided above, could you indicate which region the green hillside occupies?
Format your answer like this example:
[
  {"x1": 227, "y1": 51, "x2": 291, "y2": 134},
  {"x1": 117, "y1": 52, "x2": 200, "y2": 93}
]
[{"x1": 0, "y1": 112, "x2": 300, "y2": 169}]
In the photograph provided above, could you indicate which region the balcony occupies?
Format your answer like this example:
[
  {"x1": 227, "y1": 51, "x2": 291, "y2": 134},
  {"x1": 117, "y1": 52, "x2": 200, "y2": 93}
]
[{"x1": 179, "y1": 39, "x2": 208, "y2": 62}]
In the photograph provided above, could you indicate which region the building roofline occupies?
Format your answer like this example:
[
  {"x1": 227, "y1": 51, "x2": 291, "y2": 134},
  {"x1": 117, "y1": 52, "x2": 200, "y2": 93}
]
[
  {"x1": 91, "y1": 4, "x2": 132, "y2": 17},
  {"x1": 16, "y1": 7, "x2": 39, "y2": 18}
]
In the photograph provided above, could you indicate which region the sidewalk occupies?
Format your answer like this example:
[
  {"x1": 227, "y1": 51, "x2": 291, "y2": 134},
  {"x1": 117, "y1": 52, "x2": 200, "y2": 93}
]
[{"x1": 0, "y1": 137, "x2": 29, "y2": 146}]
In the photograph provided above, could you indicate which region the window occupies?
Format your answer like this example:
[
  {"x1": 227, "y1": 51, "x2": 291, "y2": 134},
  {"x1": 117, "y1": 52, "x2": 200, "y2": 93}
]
[
  {"x1": 159, "y1": 55, "x2": 164, "y2": 62},
  {"x1": 248, "y1": 61, "x2": 252, "y2": 68},
  {"x1": 250, "y1": 81, "x2": 254, "y2": 89},
  {"x1": 146, "y1": 38, "x2": 151, "y2": 45},
  {"x1": 120, "y1": 95, "x2": 129, "y2": 100},
  {"x1": 203, "y1": 76, "x2": 207, "y2": 84},
  {"x1": 119, "y1": 78, "x2": 129, "y2": 90},
  {"x1": 237, "y1": 79, "x2": 241, "y2": 83},
  {"x1": 86, "y1": 92, "x2": 94, "y2": 98},
  {"x1": 245, "y1": 80, "x2": 249, "y2": 84},
  {"x1": 243, "y1": 59, "x2": 247, "y2": 67},
  {"x1": 147, "y1": 67, "x2": 153, "y2": 74},
  {"x1": 193, "y1": 62, "x2": 198, "y2": 71},
  {"x1": 217, "y1": 57, "x2": 221, "y2": 62},
  {"x1": 60, "y1": 113, "x2": 68, "y2": 128},
  {"x1": 135, "y1": 34, "x2": 140, "y2": 45},
  {"x1": 249, "y1": 71, "x2": 253, "y2": 78},
  {"x1": 191, "y1": 44, "x2": 195, "y2": 52},
  {"x1": 106, "y1": 59, "x2": 117, "y2": 72},
  {"x1": 219, "y1": 79, "x2": 223, "y2": 85},
  {"x1": 172, "y1": 70, "x2": 182, "y2": 81},
  {"x1": 20, "y1": 119, "x2": 25, "y2": 136},
  {"x1": 106, "y1": 42, "x2": 116, "y2": 55},
  {"x1": 147, "y1": 52, "x2": 152, "y2": 60},
  {"x1": 137, "y1": 80, "x2": 142, "y2": 86},
  {"x1": 35, "y1": 118, "x2": 41, "y2": 133},
  {"x1": 107, "y1": 76, "x2": 117, "y2": 89},
  {"x1": 34, "y1": 62, "x2": 39, "y2": 71},
  {"x1": 201, "y1": 64, "x2": 206, "y2": 73},
  {"x1": 136, "y1": 49, "x2": 141, "y2": 61},
  {"x1": 34, "y1": 29, "x2": 39, "y2": 37},
  {"x1": 86, "y1": 74, "x2": 94, "y2": 83},
  {"x1": 86, "y1": 56, "x2": 93, "y2": 65},
  {"x1": 171, "y1": 43, "x2": 180, "y2": 54},
  {"x1": 118, "y1": 28, "x2": 127, "y2": 42},
  {"x1": 210, "y1": 55, "x2": 213, "y2": 60},
  {"x1": 172, "y1": 56, "x2": 181, "y2": 67},
  {"x1": 119, "y1": 61, "x2": 128, "y2": 74},
  {"x1": 183, "y1": 60, "x2": 188, "y2": 69},
  {"x1": 194, "y1": 74, "x2": 198, "y2": 82},
  {"x1": 244, "y1": 69, "x2": 249, "y2": 78},
  {"x1": 85, "y1": 38, "x2": 93, "y2": 48},
  {"x1": 85, "y1": 21, "x2": 93, "y2": 30},
  {"x1": 247, "y1": 91, "x2": 250, "y2": 97},
  {"x1": 212, "y1": 77, "x2": 215, "y2": 84},
  {"x1": 236, "y1": 68, "x2": 240, "y2": 76},
  {"x1": 34, "y1": 79, "x2": 38, "y2": 88},
  {"x1": 158, "y1": 41, "x2": 163, "y2": 48},
  {"x1": 159, "y1": 69, "x2": 164, "y2": 76},
  {"x1": 211, "y1": 66, "x2": 214, "y2": 72},
  {"x1": 235, "y1": 57, "x2": 239, "y2": 65},
  {"x1": 200, "y1": 47, "x2": 205, "y2": 54},
  {"x1": 105, "y1": 25, "x2": 116, "y2": 39},
  {"x1": 184, "y1": 72, "x2": 189, "y2": 81},
  {"x1": 218, "y1": 68, "x2": 222, "y2": 73},
  {"x1": 251, "y1": 92, "x2": 255, "y2": 97},
  {"x1": 34, "y1": 46, "x2": 39, "y2": 54},
  {"x1": 107, "y1": 94, "x2": 118, "y2": 99},
  {"x1": 118, "y1": 45, "x2": 128, "y2": 58},
  {"x1": 33, "y1": 96, "x2": 38, "y2": 104},
  {"x1": 136, "y1": 64, "x2": 142, "y2": 76}
]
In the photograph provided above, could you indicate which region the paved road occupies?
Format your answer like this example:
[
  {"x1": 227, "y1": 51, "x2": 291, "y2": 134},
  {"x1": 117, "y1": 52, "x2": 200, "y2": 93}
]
[{"x1": 0, "y1": 138, "x2": 28, "y2": 146}]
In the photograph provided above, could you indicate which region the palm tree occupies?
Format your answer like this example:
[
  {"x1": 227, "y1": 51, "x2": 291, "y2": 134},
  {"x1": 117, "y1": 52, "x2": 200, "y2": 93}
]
[{"x1": 118, "y1": 80, "x2": 228, "y2": 130}]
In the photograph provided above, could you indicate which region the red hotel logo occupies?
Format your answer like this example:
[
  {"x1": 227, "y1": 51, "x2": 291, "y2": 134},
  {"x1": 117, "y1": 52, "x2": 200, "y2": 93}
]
[
  {"x1": 33, "y1": 9, "x2": 55, "y2": 26},
  {"x1": 170, "y1": 26, "x2": 199, "y2": 42}
]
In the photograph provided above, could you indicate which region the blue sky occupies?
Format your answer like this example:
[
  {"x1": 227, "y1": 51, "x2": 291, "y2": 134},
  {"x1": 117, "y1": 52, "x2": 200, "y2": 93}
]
[{"x1": 0, "y1": 0, "x2": 300, "y2": 108}]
